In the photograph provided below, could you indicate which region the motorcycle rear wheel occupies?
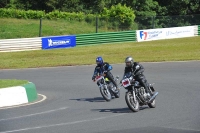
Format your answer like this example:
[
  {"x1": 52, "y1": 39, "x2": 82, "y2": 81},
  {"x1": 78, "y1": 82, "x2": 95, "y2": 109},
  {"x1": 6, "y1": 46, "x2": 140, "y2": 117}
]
[
  {"x1": 148, "y1": 86, "x2": 156, "y2": 108},
  {"x1": 148, "y1": 99, "x2": 156, "y2": 108},
  {"x1": 125, "y1": 91, "x2": 139, "y2": 112},
  {"x1": 111, "y1": 87, "x2": 120, "y2": 98}
]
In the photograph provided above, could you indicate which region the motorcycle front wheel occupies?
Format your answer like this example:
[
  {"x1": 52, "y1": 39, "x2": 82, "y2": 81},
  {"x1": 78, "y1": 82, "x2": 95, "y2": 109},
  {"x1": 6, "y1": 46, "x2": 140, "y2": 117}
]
[
  {"x1": 100, "y1": 86, "x2": 111, "y2": 102},
  {"x1": 125, "y1": 91, "x2": 139, "y2": 112}
]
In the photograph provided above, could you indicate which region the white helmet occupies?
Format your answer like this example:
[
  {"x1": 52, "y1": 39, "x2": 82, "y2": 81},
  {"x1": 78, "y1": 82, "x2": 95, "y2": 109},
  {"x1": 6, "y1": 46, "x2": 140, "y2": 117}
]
[{"x1": 125, "y1": 56, "x2": 134, "y2": 67}]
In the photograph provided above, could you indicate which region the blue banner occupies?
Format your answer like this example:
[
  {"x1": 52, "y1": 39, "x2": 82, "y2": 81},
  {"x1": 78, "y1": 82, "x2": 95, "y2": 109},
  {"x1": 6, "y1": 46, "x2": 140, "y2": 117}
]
[{"x1": 42, "y1": 35, "x2": 76, "y2": 50}]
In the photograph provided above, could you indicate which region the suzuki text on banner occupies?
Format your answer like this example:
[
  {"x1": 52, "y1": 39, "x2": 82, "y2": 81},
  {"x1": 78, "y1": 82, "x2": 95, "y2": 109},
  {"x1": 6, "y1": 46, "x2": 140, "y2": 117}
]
[{"x1": 42, "y1": 35, "x2": 76, "y2": 49}]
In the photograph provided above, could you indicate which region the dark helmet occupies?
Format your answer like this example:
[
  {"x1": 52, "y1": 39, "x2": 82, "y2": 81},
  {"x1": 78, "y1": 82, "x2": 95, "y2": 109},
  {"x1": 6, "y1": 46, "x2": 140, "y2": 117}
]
[
  {"x1": 96, "y1": 56, "x2": 104, "y2": 65},
  {"x1": 125, "y1": 56, "x2": 134, "y2": 67}
]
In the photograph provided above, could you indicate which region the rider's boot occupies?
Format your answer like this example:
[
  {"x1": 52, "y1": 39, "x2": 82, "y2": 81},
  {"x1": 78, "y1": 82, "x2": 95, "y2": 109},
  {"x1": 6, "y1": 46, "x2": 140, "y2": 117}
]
[
  {"x1": 146, "y1": 87, "x2": 158, "y2": 103},
  {"x1": 145, "y1": 86, "x2": 157, "y2": 100}
]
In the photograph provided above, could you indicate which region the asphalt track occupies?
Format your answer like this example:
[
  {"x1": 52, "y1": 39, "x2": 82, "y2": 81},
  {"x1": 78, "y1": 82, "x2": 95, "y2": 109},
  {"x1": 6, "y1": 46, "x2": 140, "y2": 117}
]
[{"x1": 0, "y1": 61, "x2": 200, "y2": 133}]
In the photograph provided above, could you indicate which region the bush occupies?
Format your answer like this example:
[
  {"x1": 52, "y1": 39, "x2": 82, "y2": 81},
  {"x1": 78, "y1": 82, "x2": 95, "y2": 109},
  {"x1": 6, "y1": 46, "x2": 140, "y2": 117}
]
[
  {"x1": 0, "y1": 8, "x2": 136, "y2": 31},
  {"x1": 100, "y1": 3, "x2": 136, "y2": 30},
  {"x1": 0, "y1": 8, "x2": 45, "y2": 19}
]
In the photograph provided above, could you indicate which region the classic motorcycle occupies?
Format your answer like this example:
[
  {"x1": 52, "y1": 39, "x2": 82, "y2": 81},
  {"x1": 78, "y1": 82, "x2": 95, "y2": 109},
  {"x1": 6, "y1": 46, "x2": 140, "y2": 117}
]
[
  {"x1": 94, "y1": 74, "x2": 120, "y2": 102},
  {"x1": 121, "y1": 66, "x2": 158, "y2": 112}
]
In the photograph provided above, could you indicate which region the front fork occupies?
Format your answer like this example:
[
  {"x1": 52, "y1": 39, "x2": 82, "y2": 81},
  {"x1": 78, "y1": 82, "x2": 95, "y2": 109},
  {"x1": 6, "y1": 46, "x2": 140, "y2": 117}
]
[{"x1": 129, "y1": 86, "x2": 137, "y2": 103}]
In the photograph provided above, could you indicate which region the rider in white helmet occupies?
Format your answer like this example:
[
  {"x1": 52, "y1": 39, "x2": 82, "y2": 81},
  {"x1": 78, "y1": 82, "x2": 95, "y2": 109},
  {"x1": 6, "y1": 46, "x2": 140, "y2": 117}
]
[{"x1": 123, "y1": 56, "x2": 157, "y2": 98}]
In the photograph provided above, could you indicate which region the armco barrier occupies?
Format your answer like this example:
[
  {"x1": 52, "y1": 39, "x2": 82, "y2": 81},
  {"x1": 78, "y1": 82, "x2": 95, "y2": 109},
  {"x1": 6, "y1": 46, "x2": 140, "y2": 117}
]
[
  {"x1": 0, "y1": 26, "x2": 198, "y2": 52},
  {"x1": 0, "y1": 37, "x2": 41, "y2": 52},
  {"x1": 198, "y1": 25, "x2": 200, "y2": 35},
  {"x1": 76, "y1": 31, "x2": 136, "y2": 46}
]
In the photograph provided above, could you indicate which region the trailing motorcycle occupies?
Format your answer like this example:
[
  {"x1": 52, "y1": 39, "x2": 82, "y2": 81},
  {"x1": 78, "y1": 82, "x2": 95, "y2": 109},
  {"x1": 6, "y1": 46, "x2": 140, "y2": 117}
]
[
  {"x1": 94, "y1": 74, "x2": 120, "y2": 101},
  {"x1": 121, "y1": 66, "x2": 158, "y2": 112}
]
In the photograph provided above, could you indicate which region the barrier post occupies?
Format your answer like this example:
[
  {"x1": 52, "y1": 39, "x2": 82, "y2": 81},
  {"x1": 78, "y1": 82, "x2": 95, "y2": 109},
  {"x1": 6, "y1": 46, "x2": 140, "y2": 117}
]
[
  {"x1": 39, "y1": 18, "x2": 42, "y2": 37},
  {"x1": 96, "y1": 16, "x2": 98, "y2": 33}
]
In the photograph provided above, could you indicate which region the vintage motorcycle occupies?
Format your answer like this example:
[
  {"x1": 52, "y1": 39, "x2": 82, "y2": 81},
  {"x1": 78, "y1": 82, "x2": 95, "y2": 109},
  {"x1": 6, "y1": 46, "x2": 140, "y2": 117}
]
[
  {"x1": 94, "y1": 73, "x2": 120, "y2": 101},
  {"x1": 121, "y1": 66, "x2": 158, "y2": 112}
]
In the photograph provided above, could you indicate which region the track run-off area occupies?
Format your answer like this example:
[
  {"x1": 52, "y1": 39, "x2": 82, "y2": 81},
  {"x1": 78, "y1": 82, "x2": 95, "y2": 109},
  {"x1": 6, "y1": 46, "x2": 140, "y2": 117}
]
[{"x1": 0, "y1": 61, "x2": 200, "y2": 133}]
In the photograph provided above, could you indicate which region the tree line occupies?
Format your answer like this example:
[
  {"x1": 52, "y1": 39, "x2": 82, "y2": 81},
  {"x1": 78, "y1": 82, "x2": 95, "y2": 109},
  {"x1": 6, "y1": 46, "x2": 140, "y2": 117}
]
[
  {"x1": 1, "y1": 0, "x2": 200, "y2": 16},
  {"x1": 1, "y1": 0, "x2": 200, "y2": 30}
]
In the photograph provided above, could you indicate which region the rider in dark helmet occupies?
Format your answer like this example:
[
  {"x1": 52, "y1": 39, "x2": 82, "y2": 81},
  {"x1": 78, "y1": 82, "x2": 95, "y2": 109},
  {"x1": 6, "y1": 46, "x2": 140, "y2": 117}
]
[
  {"x1": 123, "y1": 56, "x2": 157, "y2": 99},
  {"x1": 92, "y1": 56, "x2": 119, "y2": 90}
]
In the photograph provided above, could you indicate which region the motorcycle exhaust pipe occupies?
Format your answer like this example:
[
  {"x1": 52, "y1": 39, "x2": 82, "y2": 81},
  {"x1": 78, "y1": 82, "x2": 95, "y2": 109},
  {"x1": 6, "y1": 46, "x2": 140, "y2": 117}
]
[{"x1": 148, "y1": 92, "x2": 159, "y2": 103}]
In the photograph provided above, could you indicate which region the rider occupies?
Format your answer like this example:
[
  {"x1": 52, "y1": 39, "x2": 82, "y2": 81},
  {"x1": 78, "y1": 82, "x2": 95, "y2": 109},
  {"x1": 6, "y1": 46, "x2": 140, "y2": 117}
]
[
  {"x1": 123, "y1": 56, "x2": 157, "y2": 99},
  {"x1": 92, "y1": 56, "x2": 119, "y2": 90}
]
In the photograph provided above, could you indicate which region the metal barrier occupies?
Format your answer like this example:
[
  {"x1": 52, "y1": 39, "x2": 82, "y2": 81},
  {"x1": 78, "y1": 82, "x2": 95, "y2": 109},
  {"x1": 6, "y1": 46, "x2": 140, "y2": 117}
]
[
  {"x1": 198, "y1": 25, "x2": 200, "y2": 35},
  {"x1": 194, "y1": 25, "x2": 199, "y2": 36},
  {"x1": 0, "y1": 37, "x2": 42, "y2": 52},
  {"x1": 0, "y1": 26, "x2": 198, "y2": 52},
  {"x1": 76, "y1": 31, "x2": 136, "y2": 46}
]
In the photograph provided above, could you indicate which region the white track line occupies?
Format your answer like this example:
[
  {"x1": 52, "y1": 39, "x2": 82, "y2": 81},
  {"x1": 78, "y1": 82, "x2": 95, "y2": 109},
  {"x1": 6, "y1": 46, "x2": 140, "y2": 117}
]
[
  {"x1": 0, "y1": 107, "x2": 68, "y2": 122},
  {"x1": 0, "y1": 114, "x2": 125, "y2": 133},
  {"x1": 160, "y1": 126, "x2": 200, "y2": 132},
  {"x1": 0, "y1": 94, "x2": 46, "y2": 110}
]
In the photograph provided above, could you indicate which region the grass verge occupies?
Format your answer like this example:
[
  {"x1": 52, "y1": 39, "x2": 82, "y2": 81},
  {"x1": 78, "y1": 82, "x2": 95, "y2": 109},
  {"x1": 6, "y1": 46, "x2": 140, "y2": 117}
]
[
  {"x1": 0, "y1": 79, "x2": 29, "y2": 89},
  {"x1": 0, "y1": 36, "x2": 200, "y2": 69}
]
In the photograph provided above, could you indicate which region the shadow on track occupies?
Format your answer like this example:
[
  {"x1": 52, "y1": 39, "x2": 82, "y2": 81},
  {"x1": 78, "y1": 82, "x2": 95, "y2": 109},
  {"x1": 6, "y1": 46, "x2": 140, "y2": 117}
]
[
  {"x1": 69, "y1": 97, "x2": 107, "y2": 102},
  {"x1": 91, "y1": 106, "x2": 149, "y2": 113}
]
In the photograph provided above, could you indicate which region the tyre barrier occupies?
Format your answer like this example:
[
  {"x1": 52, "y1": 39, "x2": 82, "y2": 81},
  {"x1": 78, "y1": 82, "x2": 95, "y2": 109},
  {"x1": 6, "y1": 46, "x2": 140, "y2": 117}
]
[{"x1": 0, "y1": 82, "x2": 38, "y2": 108}]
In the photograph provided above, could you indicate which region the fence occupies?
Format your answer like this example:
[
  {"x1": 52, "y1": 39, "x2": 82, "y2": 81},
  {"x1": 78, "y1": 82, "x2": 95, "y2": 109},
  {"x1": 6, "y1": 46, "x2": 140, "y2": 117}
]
[
  {"x1": 136, "y1": 14, "x2": 200, "y2": 30},
  {"x1": 1, "y1": 14, "x2": 200, "y2": 39},
  {"x1": 76, "y1": 31, "x2": 136, "y2": 45}
]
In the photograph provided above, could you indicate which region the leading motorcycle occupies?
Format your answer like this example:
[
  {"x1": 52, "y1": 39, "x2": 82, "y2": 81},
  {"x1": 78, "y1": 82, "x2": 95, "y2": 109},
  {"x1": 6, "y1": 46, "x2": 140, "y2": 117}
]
[{"x1": 121, "y1": 66, "x2": 158, "y2": 112}]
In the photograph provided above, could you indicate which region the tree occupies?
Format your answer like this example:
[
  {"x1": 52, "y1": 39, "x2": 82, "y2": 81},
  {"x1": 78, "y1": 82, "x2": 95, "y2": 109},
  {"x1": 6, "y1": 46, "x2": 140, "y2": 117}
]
[
  {"x1": 100, "y1": 3, "x2": 136, "y2": 30},
  {"x1": 155, "y1": 0, "x2": 200, "y2": 27},
  {"x1": 156, "y1": 0, "x2": 200, "y2": 15},
  {"x1": 126, "y1": 0, "x2": 162, "y2": 29}
]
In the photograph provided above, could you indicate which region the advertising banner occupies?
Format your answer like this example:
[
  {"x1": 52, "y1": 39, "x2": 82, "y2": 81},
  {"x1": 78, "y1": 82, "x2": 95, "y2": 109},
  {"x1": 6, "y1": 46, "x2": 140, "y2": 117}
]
[
  {"x1": 137, "y1": 28, "x2": 164, "y2": 42},
  {"x1": 42, "y1": 35, "x2": 76, "y2": 49},
  {"x1": 137, "y1": 26, "x2": 195, "y2": 42},
  {"x1": 165, "y1": 26, "x2": 194, "y2": 39}
]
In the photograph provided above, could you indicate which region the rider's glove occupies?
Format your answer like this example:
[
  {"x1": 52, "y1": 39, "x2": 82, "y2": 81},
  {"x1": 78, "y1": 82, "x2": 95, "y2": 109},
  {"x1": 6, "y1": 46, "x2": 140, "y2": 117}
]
[{"x1": 92, "y1": 76, "x2": 95, "y2": 80}]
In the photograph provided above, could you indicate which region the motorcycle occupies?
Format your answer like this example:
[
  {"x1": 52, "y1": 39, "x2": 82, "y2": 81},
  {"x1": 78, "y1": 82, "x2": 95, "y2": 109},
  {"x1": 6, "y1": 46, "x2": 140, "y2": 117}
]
[
  {"x1": 94, "y1": 73, "x2": 120, "y2": 102},
  {"x1": 121, "y1": 65, "x2": 158, "y2": 112}
]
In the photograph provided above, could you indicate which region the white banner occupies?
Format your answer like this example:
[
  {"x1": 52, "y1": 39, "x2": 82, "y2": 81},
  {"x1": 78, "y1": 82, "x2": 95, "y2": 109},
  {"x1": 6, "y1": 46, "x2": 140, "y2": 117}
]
[
  {"x1": 165, "y1": 26, "x2": 194, "y2": 39},
  {"x1": 137, "y1": 26, "x2": 195, "y2": 42}
]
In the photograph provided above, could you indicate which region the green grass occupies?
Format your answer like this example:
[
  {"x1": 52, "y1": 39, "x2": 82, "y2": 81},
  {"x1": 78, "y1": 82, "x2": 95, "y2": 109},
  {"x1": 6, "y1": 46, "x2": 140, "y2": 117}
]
[
  {"x1": 0, "y1": 18, "x2": 119, "y2": 39},
  {"x1": 0, "y1": 79, "x2": 29, "y2": 89},
  {"x1": 0, "y1": 36, "x2": 200, "y2": 69}
]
